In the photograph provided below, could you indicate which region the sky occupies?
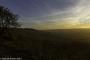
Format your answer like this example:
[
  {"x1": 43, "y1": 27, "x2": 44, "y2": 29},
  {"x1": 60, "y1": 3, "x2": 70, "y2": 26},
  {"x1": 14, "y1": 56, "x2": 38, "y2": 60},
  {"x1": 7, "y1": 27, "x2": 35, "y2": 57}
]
[{"x1": 0, "y1": 0, "x2": 90, "y2": 30}]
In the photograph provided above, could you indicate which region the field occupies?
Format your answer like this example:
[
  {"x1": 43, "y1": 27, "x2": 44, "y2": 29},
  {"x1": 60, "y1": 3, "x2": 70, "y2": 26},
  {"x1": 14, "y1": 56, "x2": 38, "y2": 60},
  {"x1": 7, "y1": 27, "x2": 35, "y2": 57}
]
[{"x1": 0, "y1": 28, "x2": 90, "y2": 60}]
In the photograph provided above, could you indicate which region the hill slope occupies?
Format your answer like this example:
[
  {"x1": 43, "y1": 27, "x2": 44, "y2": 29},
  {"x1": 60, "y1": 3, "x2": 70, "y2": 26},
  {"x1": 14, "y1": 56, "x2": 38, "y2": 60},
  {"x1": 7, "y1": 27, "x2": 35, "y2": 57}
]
[{"x1": 0, "y1": 28, "x2": 90, "y2": 60}]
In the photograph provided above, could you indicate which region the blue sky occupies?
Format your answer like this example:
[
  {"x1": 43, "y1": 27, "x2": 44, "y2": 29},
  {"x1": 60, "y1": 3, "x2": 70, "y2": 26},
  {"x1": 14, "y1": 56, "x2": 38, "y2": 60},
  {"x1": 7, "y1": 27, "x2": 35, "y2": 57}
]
[{"x1": 0, "y1": 0, "x2": 90, "y2": 29}]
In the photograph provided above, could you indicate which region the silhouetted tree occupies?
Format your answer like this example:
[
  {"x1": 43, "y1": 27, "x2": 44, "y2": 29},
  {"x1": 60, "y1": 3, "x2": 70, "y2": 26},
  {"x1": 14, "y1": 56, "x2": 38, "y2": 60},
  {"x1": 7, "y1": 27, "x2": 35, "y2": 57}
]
[
  {"x1": 0, "y1": 6, "x2": 20, "y2": 29},
  {"x1": 0, "y1": 6, "x2": 21, "y2": 40}
]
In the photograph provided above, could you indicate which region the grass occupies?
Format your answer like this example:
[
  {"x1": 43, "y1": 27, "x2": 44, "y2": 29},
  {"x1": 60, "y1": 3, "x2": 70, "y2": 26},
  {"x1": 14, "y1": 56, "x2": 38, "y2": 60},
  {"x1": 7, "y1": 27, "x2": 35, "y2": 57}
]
[{"x1": 0, "y1": 28, "x2": 90, "y2": 60}]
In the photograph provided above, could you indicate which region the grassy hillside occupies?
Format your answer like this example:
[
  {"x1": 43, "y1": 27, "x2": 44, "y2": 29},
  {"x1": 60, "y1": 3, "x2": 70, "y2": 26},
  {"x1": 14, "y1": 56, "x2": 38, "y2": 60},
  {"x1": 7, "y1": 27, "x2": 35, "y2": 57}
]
[{"x1": 0, "y1": 28, "x2": 90, "y2": 60}]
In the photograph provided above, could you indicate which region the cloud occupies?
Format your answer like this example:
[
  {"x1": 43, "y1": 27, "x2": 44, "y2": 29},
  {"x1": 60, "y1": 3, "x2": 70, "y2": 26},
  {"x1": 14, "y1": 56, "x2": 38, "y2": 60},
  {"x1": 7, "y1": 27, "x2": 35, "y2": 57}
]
[
  {"x1": 0, "y1": 0, "x2": 78, "y2": 17},
  {"x1": 29, "y1": 0, "x2": 90, "y2": 29},
  {"x1": 0, "y1": 0, "x2": 90, "y2": 29}
]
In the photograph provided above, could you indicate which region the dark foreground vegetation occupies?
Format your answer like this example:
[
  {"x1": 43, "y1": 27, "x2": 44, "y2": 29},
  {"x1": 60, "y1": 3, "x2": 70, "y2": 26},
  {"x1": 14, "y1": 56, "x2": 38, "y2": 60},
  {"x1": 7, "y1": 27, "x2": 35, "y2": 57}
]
[{"x1": 0, "y1": 28, "x2": 90, "y2": 60}]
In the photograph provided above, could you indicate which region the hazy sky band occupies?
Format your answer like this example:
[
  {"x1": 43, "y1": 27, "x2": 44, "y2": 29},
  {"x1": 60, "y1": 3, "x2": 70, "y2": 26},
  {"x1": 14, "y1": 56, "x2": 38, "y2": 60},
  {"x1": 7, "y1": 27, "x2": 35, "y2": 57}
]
[{"x1": 0, "y1": 0, "x2": 90, "y2": 29}]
